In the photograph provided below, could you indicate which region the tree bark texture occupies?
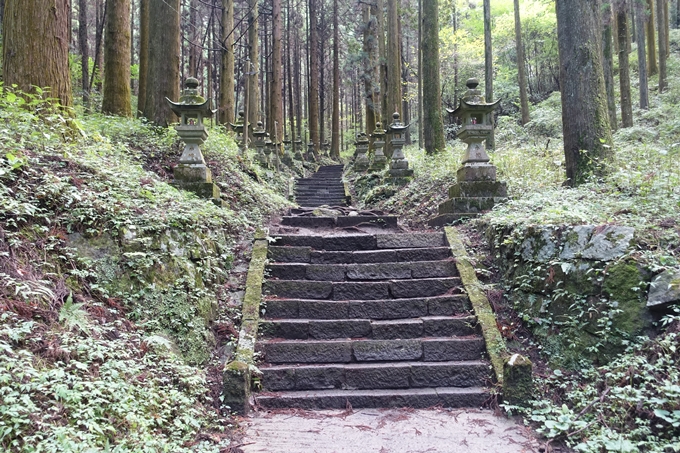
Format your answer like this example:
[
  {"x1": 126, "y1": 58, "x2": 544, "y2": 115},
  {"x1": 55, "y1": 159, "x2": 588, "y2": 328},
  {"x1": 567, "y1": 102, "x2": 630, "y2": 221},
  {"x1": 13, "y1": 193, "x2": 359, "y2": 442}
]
[
  {"x1": 386, "y1": 0, "x2": 401, "y2": 118},
  {"x1": 417, "y1": 0, "x2": 423, "y2": 145},
  {"x1": 218, "y1": 0, "x2": 235, "y2": 124},
  {"x1": 2, "y1": 0, "x2": 72, "y2": 107},
  {"x1": 657, "y1": 0, "x2": 667, "y2": 91},
  {"x1": 421, "y1": 0, "x2": 445, "y2": 153},
  {"x1": 308, "y1": 0, "x2": 320, "y2": 151},
  {"x1": 635, "y1": 0, "x2": 650, "y2": 108},
  {"x1": 331, "y1": 0, "x2": 340, "y2": 158},
  {"x1": 363, "y1": 3, "x2": 378, "y2": 141},
  {"x1": 617, "y1": 5, "x2": 633, "y2": 128},
  {"x1": 271, "y1": 0, "x2": 283, "y2": 144},
  {"x1": 555, "y1": 0, "x2": 613, "y2": 186},
  {"x1": 143, "y1": 0, "x2": 180, "y2": 125},
  {"x1": 138, "y1": 0, "x2": 149, "y2": 116},
  {"x1": 79, "y1": 0, "x2": 90, "y2": 107},
  {"x1": 483, "y1": 0, "x2": 495, "y2": 149},
  {"x1": 94, "y1": 0, "x2": 105, "y2": 91},
  {"x1": 513, "y1": 0, "x2": 530, "y2": 125},
  {"x1": 602, "y1": 3, "x2": 617, "y2": 131},
  {"x1": 377, "y1": 0, "x2": 387, "y2": 125},
  {"x1": 247, "y1": 0, "x2": 259, "y2": 128},
  {"x1": 103, "y1": 0, "x2": 132, "y2": 116},
  {"x1": 646, "y1": 0, "x2": 658, "y2": 75}
]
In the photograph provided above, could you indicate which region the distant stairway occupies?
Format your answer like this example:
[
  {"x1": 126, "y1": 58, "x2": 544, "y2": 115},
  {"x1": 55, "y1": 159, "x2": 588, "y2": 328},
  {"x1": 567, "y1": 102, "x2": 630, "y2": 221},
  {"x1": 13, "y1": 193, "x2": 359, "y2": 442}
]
[
  {"x1": 255, "y1": 229, "x2": 491, "y2": 409},
  {"x1": 294, "y1": 165, "x2": 348, "y2": 207}
]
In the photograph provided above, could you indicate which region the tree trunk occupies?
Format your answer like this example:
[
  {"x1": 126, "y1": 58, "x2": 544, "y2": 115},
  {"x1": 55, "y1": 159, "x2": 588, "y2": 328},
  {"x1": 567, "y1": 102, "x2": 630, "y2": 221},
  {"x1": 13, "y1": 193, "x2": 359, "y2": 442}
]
[
  {"x1": 247, "y1": 0, "x2": 259, "y2": 128},
  {"x1": 287, "y1": 0, "x2": 297, "y2": 150},
  {"x1": 308, "y1": 0, "x2": 320, "y2": 151},
  {"x1": 555, "y1": 0, "x2": 613, "y2": 186},
  {"x1": 377, "y1": 0, "x2": 387, "y2": 126},
  {"x1": 602, "y1": 3, "x2": 617, "y2": 131},
  {"x1": 143, "y1": 0, "x2": 180, "y2": 125},
  {"x1": 78, "y1": 0, "x2": 89, "y2": 108},
  {"x1": 647, "y1": 0, "x2": 658, "y2": 75},
  {"x1": 2, "y1": 0, "x2": 72, "y2": 107},
  {"x1": 138, "y1": 0, "x2": 149, "y2": 116},
  {"x1": 421, "y1": 0, "x2": 445, "y2": 153},
  {"x1": 635, "y1": 0, "x2": 650, "y2": 108},
  {"x1": 417, "y1": 0, "x2": 423, "y2": 146},
  {"x1": 102, "y1": 0, "x2": 132, "y2": 116},
  {"x1": 483, "y1": 0, "x2": 494, "y2": 149},
  {"x1": 218, "y1": 0, "x2": 235, "y2": 124},
  {"x1": 94, "y1": 0, "x2": 105, "y2": 91},
  {"x1": 271, "y1": 0, "x2": 283, "y2": 144},
  {"x1": 617, "y1": 6, "x2": 633, "y2": 128},
  {"x1": 657, "y1": 0, "x2": 667, "y2": 91},
  {"x1": 513, "y1": 0, "x2": 530, "y2": 125},
  {"x1": 386, "y1": 0, "x2": 401, "y2": 117},
  {"x1": 331, "y1": 0, "x2": 340, "y2": 158},
  {"x1": 363, "y1": 3, "x2": 378, "y2": 140}
]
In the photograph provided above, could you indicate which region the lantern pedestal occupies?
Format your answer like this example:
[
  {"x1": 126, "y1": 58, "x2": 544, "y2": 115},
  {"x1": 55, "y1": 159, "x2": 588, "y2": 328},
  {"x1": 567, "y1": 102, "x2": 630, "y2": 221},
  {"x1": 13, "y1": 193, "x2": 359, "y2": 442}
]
[
  {"x1": 385, "y1": 113, "x2": 413, "y2": 185},
  {"x1": 353, "y1": 133, "x2": 370, "y2": 172},
  {"x1": 369, "y1": 123, "x2": 387, "y2": 172},
  {"x1": 429, "y1": 78, "x2": 506, "y2": 226}
]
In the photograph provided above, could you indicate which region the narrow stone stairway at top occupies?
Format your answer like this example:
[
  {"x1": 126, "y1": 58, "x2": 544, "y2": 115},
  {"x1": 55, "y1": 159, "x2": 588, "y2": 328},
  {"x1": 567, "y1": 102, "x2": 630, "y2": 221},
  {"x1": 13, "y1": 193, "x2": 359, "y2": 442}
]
[
  {"x1": 293, "y1": 164, "x2": 348, "y2": 207},
  {"x1": 253, "y1": 165, "x2": 492, "y2": 409}
]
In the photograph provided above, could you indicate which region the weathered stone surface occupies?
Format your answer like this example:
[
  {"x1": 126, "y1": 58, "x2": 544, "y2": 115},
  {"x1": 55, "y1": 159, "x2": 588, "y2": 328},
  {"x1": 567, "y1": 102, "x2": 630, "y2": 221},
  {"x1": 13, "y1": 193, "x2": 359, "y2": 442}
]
[
  {"x1": 457, "y1": 164, "x2": 496, "y2": 181},
  {"x1": 422, "y1": 316, "x2": 478, "y2": 337},
  {"x1": 281, "y1": 216, "x2": 336, "y2": 228},
  {"x1": 268, "y1": 246, "x2": 312, "y2": 263},
  {"x1": 336, "y1": 216, "x2": 399, "y2": 228},
  {"x1": 396, "y1": 247, "x2": 451, "y2": 262},
  {"x1": 559, "y1": 226, "x2": 594, "y2": 260},
  {"x1": 581, "y1": 226, "x2": 635, "y2": 260},
  {"x1": 259, "y1": 320, "x2": 309, "y2": 339},
  {"x1": 502, "y1": 354, "x2": 533, "y2": 405},
  {"x1": 305, "y1": 264, "x2": 347, "y2": 281},
  {"x1": 376, "y1": 233, "x2": 446, "y2": 249},
  {"x1": 267, "y1": 263, "x2": 308, "y2": 280},
  {"x1": 410, "y1": 260, "x2": 458, "y2": 278},
  {"x1": 647, "y1": 269, "x2": 680, "y2": 309},
  {"x1": 390, "y1": 278, "x2": 461, "y2": 299},
  {"x1": 422, "y1": 338, "x2": 485, "y2": 362},
  {"x1": 352, "y1": 250, "x2": 399, "y2": 263},
  {"x1": 261, "y1": 366, "x2": 296, "y2": 391},
  {"x1": 448, "y1": 181, "x2": 508, "y2": 198},
  {"x1": 345, "y1": 363, "x2": 411, "y2": 389},
  {"x1": 346, "y1": 263, "x2": 412, "y2": 280},
  {"x1": 309, "y1": 320, "x2": 372, "y2": 339},
  {"x1": 264, "y1": 299, "x2": 299, "y2": 318},
  {"x1": 262, "y1": 340, "x2": 353, "y2": 363},
  {"x1": 223, "y1": 361, "x2": 251, "y2": 414},
  {"x1": 438, "y1": 197, "x2": 503, "y2": 215},
  {"x1": 521, "y1": 228, "x2": 559, "y2": 262},
  {"x1": 353, "y1": 339, "x2": 422, "y2": 361},
  {"x1": 310, "y1": 251, "x2": 353, "y2": 264},
  {"x1": 371, "y1": 319, "x2": 424, "y2": 339},
  {"x1": 295, "y1": 365, "x2": 345, "y2": 390},
  {"x1": 349, "y1": 298, "x2": 429, "y2": 320},
  {"x1": 273, "y1": 235, "x2": 324, "y2": 249},
  {"x1": 298, "y1": 300, "x2": 349, "y2": 319},
  {"x1": 427, "y1": 295, "x2": 471, "y2": 316},
  {"x1": 264, "y1": 280, "x2": 333, "y2": 300},
  {"x1": 333, "y1": 282, "x2": 390, "y2": 300},
  {"x1": 324, "y1": 235, "x2": 377, "y2": 251},
  {"x1": 409, "y1": 361, "x2": 489, "y2": 388}
]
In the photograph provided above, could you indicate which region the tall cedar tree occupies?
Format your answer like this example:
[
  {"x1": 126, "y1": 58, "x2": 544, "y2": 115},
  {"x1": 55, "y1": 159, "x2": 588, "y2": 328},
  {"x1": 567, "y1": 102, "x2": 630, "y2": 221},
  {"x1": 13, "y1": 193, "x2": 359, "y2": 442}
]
[
  {"x1": 617, "y1": 2, "x2": 633, "y2": 127},
  {"x1": 331, "y1": 0, "x2": 340, "y2": 158},
  {"x1": 647, "y1": 0, "x2": 658, "y2": 75},
  {"x1": 138, "y1": 0, "x2": 149, "y2": 116},
  {"x1": 219, "y1": 0, "x2": 235, "y2": 124},
  {"x1": 483, "y1": 0, "x2": 494, "y2": 149},
  {"x1": 635, "y1": 0, "x2": 650, "y2": 109},
  {"x1": 271, "y1": 0, "x2": 283, "y2": 145},
  {"x1": 247, "y1": 0, "x2": 259, "y2": 130},
  {"x1": 386, "y1": 0, "x2": 401, "y2": 120},
  {"x1": 102, "y1": 0, "x2": 132, "y2": 116},
  {"x1": 2, "y1": 0, "x2": 72, "y2": 107},
  {"x1": 421, "y1": 0, "x2": 445, "y2": 153},
  {"x1": 657, "y1": 0, "x2": 667, "y2": 92},
  {"x1": 142, "y1": 0, "x2": 180, "y2": 125},
  {"x1": 602, "y1": 3, "x2": 618, "y2": 130},
  {"x1": 363, "y1": 2, "x2": 379, "y2": 144},
  {"x1": 79, "y1": 0, "x2": 90, "y2": 107},
  {"x1": 514, "y1": 0, "x2": 530, "y2": 125},
  {"x1": 308, "y1": 0, "x2": 321, "y2": 151},
  {"x1": 555, "y1": 0, "x2": 613, "y2": 185}
]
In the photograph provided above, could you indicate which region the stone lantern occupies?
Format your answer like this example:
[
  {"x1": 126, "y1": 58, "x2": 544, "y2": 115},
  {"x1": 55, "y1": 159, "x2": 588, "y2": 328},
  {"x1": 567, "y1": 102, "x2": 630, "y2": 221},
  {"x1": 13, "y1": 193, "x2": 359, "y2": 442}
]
[
  {"x1": 321, "y1": 140, "x2": 331, "y2": 157},
  {"x1": 230, "y1": 111, "x2": 248, "y2": 156},
  {"x1": 369, "y1": 122, "x2": 387, "y2": 172},
  {"x1": 282, "y1": 136, "x2": 293, "y2": 166},
  {"x1": 387, "y1": 112, "x2": 413, "y2": 183},
  {"x1": 294, "y1": 137, "x2": 304, "y2": 160},
  {"x1": 252, "y1": 121, "x2": 269, "y2": 166},
  {"x1": 305, "y1": 142, "x2": 317, "y2": 162},
  {"x1": 166, "y1": 77, "x2": 221, "y2": 204},
  {"x1": 353, "y1": 133, "x2": 370, "y2": 171},
  {"x1": 429, "y1": 78, "x2": 507, "y2": 226}
]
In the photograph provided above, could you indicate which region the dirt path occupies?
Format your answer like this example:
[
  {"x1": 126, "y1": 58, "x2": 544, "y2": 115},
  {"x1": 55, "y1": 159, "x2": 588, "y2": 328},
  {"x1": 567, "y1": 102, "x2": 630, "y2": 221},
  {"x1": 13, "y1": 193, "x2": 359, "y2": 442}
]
[{"x1": 239, "y1": 407, "x2": 541, "y2": 453}]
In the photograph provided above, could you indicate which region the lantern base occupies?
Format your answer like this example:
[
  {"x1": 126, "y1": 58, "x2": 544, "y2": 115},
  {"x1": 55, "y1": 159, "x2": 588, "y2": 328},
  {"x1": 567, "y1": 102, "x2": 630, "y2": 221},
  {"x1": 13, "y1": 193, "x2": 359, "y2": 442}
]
[
  {"x1": 457, "y1": 163, "x2": 497, "y2": 182},
  {"x1": 174, "y1": 163, "x2": 213, "y2": 183},
  {"x1": 353, "y1": 156, "x2": 370, "y2": 172},
  {"x1": 171, "y1": 181, "x2": 223, "y2": 206},
  {"x1": 369, "y1": 155, "x2": 387, "y2": 172},
  {"x1": 429, "y1": 179, "x2": 507, "y2": 227}
]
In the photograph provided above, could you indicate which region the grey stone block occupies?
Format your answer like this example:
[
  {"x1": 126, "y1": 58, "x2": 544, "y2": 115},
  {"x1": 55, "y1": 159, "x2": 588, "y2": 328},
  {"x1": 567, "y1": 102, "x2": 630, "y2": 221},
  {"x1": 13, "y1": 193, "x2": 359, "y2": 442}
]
[
  {"x1": 264, "y1": 299, "x2": 299, "y2": 318},
  {"x1": 272, "y1": 235, "x2": 324, "y2": 249},
  {"x1": 309, "y1": 320, "x2": 372, "y2": 339},
  {"x1": 280, "y1": 217, "x2": 336, "y2": 228},
  {"x1": 345, "y1": 363, "x2": 411, "y2": 389},
  {"x1": 261, "y1": 366, "x2": 296, "y2": 391},
  {"x1": 346, "y1": 263, "x2": 412, "y2": 280},
  {"x1": 427, "y1": 295, "x2": 471, "y2": 316},
  {"x1": 409, "y1": 260, "x2": 458, "y2": 278},
  {"x1": 371, "y1": 319, "x2": 424, "y2": 339},
  {"x1": 410, "y1": 361, "x2": 490, "y2": 388},
  {"x1": 267, "y1": 263, "x2": 308, "y2": 280},
  {"x1": 310, "y1": 251, "x2": 353, "y2": 264},
  {"x1": 376, "y1": 233, "x2": 446, "y2": 249},
  {"x1": 352, "y1": 250, "x2": 398, "y2": 263},
  {"x1": 390, "y1": 277, "x2": 461, "y2": 298},
  {"x1": 260, "y1": 320, "x2": 309, "y2": 339},
  {"x1": 298, "y1": 300, "x2": 349, "y2": 319},
  {"x1": 422, "y1": 338, "x2": 485, "y2": 362},
  {"x1": 333, "y1": 282, "x2": 390, "y2": 300},
  {"x1": 295, "y1": 365, "x2": 345, "y2": 390},
  {"x1": 268, "y1": 246, "x2": 312, "y2": 263},
  {"x1": 647, "y1": 269, "x2": 680, "y2": 309},
  {"x1": 422, "y1": 316, "x2": 478, "y2": 337},
  {"x1": 263, "y1": 340, "x2": 353, "y2": 363},
  {"x1": 396, "y1": 247, "x2": 451, "y2": 262},
  {"x1": 349, "y1": 298, "x2": 429, "y2": 320},
  {"x1": 323, "y1": 235, "x2": 377, "y2": 251},
  {"x1": 353, "y1": 339, "x2": 423, "y2": 361},
  {"x1": 306, "y1": 264, "x2": 347, "y2": 281},
  {"x1": 264, "y1": 280, "x2": 333, "y2": 300},
  {"x1": 581, "y1": 225, "x2": 635, "y2": 261}
]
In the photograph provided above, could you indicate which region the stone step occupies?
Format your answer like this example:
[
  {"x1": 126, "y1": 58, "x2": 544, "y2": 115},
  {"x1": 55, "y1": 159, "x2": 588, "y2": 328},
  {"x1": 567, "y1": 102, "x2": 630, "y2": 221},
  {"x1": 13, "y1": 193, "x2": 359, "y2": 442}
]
[
  {"x1": 295, "y1": 201, "x2": 348, "y2": 208},
  {"x1": 259, "y1": 315, "x2": 478, "y2": 340},
  {"x1": 270, "y1": 233, "x2": 447, "y2": 251},
  {"x1": 268, "y1": 246, "x2": 452, "y2": 264},
  {"x1": 255, "y1": 387, "x2": 489, "y2": 410},
  {"x1": 263, "y1": 295, "x2": 472, "y2": 320},
  {"x1": 263, "y1": 277, "x2": 463, "y2": 300},
  {"x1": 260, "y1": 360, "x2": 490, "y2": 391},
  {"x1": 259, "y1": 337, "x2": 485, "y2": 364},
  {"x1": 280, "y1": 216, "x2": 399, "y2": 229},
  {"x1": 296, "y1": 180, "x2": 345, "y2": 186},
  {"x1": 266, "y1": 260, "x2": 458, "y2": 281}
]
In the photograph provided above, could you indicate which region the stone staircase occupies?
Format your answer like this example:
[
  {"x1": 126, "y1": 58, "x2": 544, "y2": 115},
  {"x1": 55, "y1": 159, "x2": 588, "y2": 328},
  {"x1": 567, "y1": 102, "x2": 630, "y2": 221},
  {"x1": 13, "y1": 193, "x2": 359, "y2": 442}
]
[
  {"x1": 255, "y1": 229, "x2": 491, "y2": 409},
  {"x1": 294, "y1": 165, "x2": 348, "y2": 207}
]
